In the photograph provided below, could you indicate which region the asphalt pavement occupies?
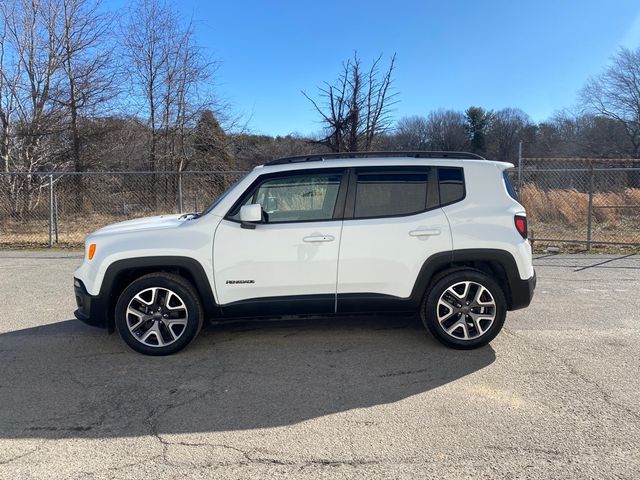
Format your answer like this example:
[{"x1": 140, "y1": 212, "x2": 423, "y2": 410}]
[{"x1": 0, "y1": 251, "x2": 638, "y2": 479}]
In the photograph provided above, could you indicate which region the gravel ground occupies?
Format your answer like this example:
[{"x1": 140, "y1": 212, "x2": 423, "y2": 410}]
[{"x1": 0, "y1": 251, "x2": 638, "y2": 479}]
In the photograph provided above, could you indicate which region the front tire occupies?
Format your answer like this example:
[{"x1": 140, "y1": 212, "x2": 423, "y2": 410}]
[
  {"x1": 421, "y1": 270, "x2": 506, "y2": 349},
  {"x1": 115, "y1": 273, "x2": 203, "y2": 356}
]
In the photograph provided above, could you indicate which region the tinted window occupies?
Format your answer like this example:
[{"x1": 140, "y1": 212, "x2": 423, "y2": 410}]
[
  {"x1": 503, "y1": 171, "x2": 518, "y2": 200},
  {"x1": 354, "y1": 172, "x2": 428, "y2": 218},
  {"x1": 248, "y1": 173, "x2": 342, "y2": 223},
  {"x1": 438, "y1": 168, "x2": 465, "y2": 205}
]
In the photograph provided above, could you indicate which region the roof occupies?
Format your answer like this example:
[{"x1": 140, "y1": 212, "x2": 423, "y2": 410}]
[
  {"x1": 254, "y1": 151, "x2": 513, "y2": 173},
  {"x1": 264, "y1": 151, "x2": 484, "y2": 166}
]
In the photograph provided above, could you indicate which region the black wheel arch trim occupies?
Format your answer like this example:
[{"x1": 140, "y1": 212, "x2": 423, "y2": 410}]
[
  {"x1": 76, "y1": 256, "x2": 220, "y2": 333},
  {"x1": 410, "y1": 248, "x2": 534, "y2": 311}
]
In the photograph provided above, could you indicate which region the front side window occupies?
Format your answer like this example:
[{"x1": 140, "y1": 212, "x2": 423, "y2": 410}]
[
  {"x1": 353, "y1": 172, "x2": 429, "y2": 218},
  {"x1": 237, "y1": 173, "x2": 343, "y2": 223}
]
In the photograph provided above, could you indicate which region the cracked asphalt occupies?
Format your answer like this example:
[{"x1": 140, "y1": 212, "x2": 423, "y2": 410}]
[{"x1": 0, "y1": 251, "x2": 639, "y2": 479}]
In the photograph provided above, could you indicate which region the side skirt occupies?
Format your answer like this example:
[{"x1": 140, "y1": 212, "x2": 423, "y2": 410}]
[{"x1": 219, "y1": 293, "x2": 416, "y2": 319}]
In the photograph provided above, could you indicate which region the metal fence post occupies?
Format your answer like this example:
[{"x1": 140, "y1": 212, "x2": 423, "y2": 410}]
[
  {"x1": 54, "y1": 191, "x2": 59, "y2": 244},
  {"x1": 586, "y1": 162, "x2": 594, "y2": 251},
  {"x1": 177, "y1": 170, "x2": 183, "y2": 214},
  {"x1": 517, "y1": 141, "x2": 523, "y2": 193},
  {"x1": 48, "y1": 174, "x2": 54, "y2": 248}
]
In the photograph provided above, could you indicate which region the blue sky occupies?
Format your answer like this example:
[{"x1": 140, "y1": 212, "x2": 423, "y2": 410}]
[{"x1": 105, "y1": 0, "x2": 640, "y2": 136}]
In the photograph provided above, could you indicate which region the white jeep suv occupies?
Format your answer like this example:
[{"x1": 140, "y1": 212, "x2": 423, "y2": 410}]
[{"x1": 73, "y1": 151, "x2": 535, "y2": 355}]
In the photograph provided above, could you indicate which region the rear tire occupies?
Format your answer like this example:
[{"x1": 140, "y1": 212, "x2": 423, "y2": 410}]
[
  {"x1": 115, "y1": 273, "x2": 203, "y2": 356},
  {"x1": 421, "y1": 270, "x2": 506, "y2": 349}
]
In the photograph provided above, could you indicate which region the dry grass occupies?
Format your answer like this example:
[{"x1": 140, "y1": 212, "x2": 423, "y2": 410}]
[
  {"x1": 521, "y1": 184, "x2": 640, "y2": 225},
  {"x1": 0, "y1": 212, "x2": 165, "y2": 247},
  {"x1": 520, "y1": 183, "x2": 640, "y2": 245},
  {"x1": 1, "y1": 185, "x2": 640, "y2": 247}
]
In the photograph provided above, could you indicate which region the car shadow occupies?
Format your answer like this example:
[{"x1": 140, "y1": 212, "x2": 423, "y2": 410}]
[{"x1": 0, "y1": 315, "x2": 495, "y2": 439}]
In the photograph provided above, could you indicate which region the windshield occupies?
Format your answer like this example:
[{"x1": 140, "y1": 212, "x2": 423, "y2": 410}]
[{"x1": 200, "y1": 174, "x2": 248, "y2": 216}]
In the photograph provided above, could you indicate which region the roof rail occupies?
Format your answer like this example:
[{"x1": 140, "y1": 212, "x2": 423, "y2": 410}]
[{"x1": 264, "y1": 151, "x2": 485, "y2": 166}]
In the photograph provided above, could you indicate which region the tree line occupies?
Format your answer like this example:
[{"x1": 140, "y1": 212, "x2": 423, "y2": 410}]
[{"x1": 2, "y1": 0, "x2": 640, "y2": 215}]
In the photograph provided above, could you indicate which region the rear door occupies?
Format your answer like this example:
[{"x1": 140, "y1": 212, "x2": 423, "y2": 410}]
[{"x1": 336, "y1": 166, "x2": 453, "y2": 311}]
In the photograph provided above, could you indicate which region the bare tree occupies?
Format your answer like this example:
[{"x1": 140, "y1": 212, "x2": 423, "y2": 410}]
[
  {"x1": 0, "y1": 0, "x2": 69, "y2": 216},
  {"x1": 56, "y1": 0, "x2": 116, "y2": 207},
  {"x1": 487, "y1": 108, "x2": 531, "y2": 162},
  {"x1": 424, "y1": 110, "x2": 468, "y2": 151},
  {"x1": 121, "y1": 0, "x2": 173, "y2": 176},
  {"x1": 303, "y1": 53, "x2": 397, "y2": 152},
  {"x1": 395, "y1": 110, "x2": 467, "y2": 151},
  {"x1": 581, "y1": 46, "x2": 640, "y2": 156},
  {"x1": 122, "y1": 0, "x2": 220, "y2": 206},
  {"x1": 395, "y1": 116, "x2": 429, "y2": 150}
]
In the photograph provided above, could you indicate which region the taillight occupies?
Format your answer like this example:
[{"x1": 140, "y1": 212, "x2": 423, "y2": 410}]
[{"x1": 514, "y1": 215, "x2": 527, "y2": 239}]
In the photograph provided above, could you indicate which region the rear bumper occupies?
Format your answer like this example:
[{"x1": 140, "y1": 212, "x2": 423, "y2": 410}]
[
  {"x1": 508, "y1": 270, "x2": 536, "y2": 310},
  {"x1": 74, "y1": 278, "x2": 109, "y2": 329}
]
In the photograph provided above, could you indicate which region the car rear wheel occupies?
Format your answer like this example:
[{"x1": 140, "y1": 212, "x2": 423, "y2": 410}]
[
  {"x1": 115, "y1": 273, "x2": 203, "y2": 355},
  {"x1": 421, "y1": 270, "x2": 506, "y2": 349}
]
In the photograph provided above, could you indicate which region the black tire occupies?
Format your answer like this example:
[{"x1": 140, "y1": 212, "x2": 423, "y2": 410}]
[
  {"x1": 421, "y1": 269, "x2": 506, "y2": 350},
  {"x1": 115, "y1": 272, "x2": 204, "y2": 356}
]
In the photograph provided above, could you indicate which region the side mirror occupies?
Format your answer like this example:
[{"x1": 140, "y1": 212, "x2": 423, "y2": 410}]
[{"x1": 240, "y1": 204, "x2": 263, "y2": 229}]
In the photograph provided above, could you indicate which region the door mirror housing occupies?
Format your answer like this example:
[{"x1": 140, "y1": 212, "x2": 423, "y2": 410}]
[{"x1": 240, "y1": 204, "x2": 263, "y2": 229}]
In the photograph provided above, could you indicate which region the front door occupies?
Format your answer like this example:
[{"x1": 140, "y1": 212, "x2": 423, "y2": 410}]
[{"x1": 213, "y1": 169, "x2": 346, "y2": 316}]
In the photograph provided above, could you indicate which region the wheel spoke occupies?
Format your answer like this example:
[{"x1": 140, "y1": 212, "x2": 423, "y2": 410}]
[
  {"x1": 142, "y1": 324, "x2": 165, "y2": 346},
  {"x1": 471, "y1": 285, "x2": 493, "y2": 306},
  {"x1": 164, "y1": 291, "x2": 186, "y2": 311},
  {"x1": 468, "y1": 313, "x2": 484, "y2": 334},
  {"x1": 133, "y1": 287, "x2": 158, "y2": 306},
  {"x1": 446, "y1": 319, "x2": 465, "y2": 335},
  {"x1": 446, "y1": 282, "x2": 470, "y2": 302},
  {"x1": 437, "y1": 299, "x2": 457, "y2": 321}
]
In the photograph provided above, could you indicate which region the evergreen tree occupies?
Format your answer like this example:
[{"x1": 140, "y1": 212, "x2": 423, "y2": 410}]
[{"x1": 465, "y1": 106, "x2": 493, "y2": 155}]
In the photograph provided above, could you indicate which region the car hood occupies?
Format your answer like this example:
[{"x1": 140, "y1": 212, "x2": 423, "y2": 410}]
[{"x1": 90, "y1": 214, "x2": 194, "y2": 237}]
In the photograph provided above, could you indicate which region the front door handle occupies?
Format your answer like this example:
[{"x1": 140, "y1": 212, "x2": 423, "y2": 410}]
[
  {"x1": 303, "y1": 235, "x2": 335, "y2": 243},
  {"x1": 409, "y1": 229, "x2": 441, "y2": 237}
]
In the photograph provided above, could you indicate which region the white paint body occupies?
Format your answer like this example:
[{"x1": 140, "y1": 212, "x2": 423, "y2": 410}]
[{"x1": 74, "y1": 157, "x2": 533, "y2": 309}]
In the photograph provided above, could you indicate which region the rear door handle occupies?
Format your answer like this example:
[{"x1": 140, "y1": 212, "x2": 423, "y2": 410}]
[
  {"x1": 303, "y1": 235, "x2": 335, "y2": 243},
  {"x1": 409, "y1": 229, "x2": 441, "y2": 237}
]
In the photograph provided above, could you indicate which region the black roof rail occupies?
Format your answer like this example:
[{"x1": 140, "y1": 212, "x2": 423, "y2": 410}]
[{"x1": 264, "y1": 151, "x2": 485, "y2": 166}]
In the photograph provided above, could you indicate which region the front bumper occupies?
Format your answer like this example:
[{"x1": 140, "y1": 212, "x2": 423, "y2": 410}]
[
  {"x1": 508, "y1": 270, "x2": 536, "y2": 310},
  {"x1": 74, "y1": 278, "x2": 109, "y2": 329}
]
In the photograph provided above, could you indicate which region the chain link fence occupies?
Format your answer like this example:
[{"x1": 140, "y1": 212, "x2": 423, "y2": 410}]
[
  {"x1": 1, "y1": 160, "x2": 639, "y2": 248},
  {"x1": 0, "y1": 171, "x2": 246, "y2": 247},
  {"x1": 513, "y1": 158, "x2": 640, "y2": 248}
]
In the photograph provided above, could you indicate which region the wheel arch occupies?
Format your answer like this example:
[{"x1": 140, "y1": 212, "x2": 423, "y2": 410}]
[
  {"x1": 411, "y1": 248, "x2": 523, "y2": 310},
  {"x1": 100, "y1": 256, "x2": 219, "y2": 332}
]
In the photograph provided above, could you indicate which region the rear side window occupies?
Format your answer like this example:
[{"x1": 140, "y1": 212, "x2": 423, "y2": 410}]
[
  {"x1": 503, "y1": 172, "x2": 518, "y2": 200},
  {"x1": 354, "y1": 172, "x2": 429, "y2": 218},
  {"x1": 438, "y1": 167, "x2": 465, "y2": 205}
]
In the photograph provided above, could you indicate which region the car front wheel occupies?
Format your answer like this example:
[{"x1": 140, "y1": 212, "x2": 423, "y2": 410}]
[
  {"x1": 421, "y1": 270, "x2": 506, "y2": 349},
  {"x1": 115, "y1": 273, "x2": 203, "y2": 355}
]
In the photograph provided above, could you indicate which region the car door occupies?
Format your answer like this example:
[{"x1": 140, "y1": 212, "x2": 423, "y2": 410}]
[
  {"x1": 336, "y1": 166, "x2": 453, "y2": 311},
  {"x1": 213, "y1": 168, "x2": 347, "y2": 316}
]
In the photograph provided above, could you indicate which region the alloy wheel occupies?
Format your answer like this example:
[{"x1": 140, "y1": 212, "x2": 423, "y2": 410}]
[
  {"x1": 436, "y1": 281, "x2": 496, "y2": 340},
  {"x1": 125, "y1": 287, "x2": 189, "y2": 347}
]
